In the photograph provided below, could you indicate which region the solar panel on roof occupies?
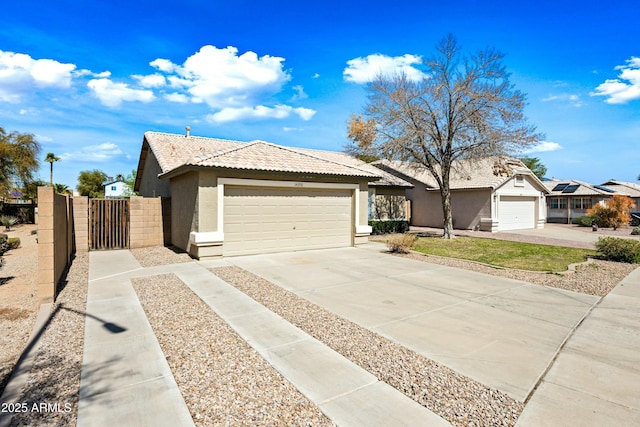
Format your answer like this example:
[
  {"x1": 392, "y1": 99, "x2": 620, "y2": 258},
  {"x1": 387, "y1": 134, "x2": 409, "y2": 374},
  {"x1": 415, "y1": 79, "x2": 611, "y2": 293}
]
[
  {"x1": 562, "y1": 184, "x2": 580, "y2": 193},
  {"x1": 552, "y1": 183, "x2": 569, "y2": 191},
  {"x1": 593, "y1": 185, "x2": 616, "y2": 193}
]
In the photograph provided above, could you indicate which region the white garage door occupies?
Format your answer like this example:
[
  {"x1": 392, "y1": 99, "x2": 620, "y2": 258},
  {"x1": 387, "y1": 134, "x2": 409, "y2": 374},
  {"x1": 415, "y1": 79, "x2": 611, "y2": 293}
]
[
  {"x1": 498, "y1": 196, "x2": 536, "y2": 231},
  {"x1": 223, "y1": 186, "x2": 353, "y2": 256}
]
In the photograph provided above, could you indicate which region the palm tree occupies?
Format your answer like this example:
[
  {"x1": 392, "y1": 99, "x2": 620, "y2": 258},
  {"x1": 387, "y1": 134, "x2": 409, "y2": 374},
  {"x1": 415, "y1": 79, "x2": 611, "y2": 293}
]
[{"x1": 44, "y1": 152, "x2": 61, "y2": 186}]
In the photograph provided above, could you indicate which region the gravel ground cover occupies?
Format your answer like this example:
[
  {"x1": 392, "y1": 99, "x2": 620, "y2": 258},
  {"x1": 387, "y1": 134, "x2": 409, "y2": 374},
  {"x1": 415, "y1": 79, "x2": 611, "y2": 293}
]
[
  {"x1": 212, "y1": 266, "x2": 524, "y2": 427},
  {"x1": 129, "y1": 246, "x2": 192, "y2": 267},
  {"x1": 372, "y1": 232, "x2": 637, "y2": 297},
  {"x1": 8, "y1": 252, "x2": 89, "y2": 426},
  {"x1": 0, "y1": 224, "x2": 39, "y2": 395},
  {"x1": 132, "y1": 273, "x2": 333, "y2": 426},
  {"x1": 398, "y1": 252, "x2": 636, "y2": 297}
]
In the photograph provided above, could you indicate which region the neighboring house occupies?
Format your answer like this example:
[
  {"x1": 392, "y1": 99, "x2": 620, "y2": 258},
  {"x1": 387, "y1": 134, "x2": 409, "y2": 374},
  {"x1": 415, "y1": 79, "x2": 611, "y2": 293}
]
[
  {"x1": 543, "y1": 180, "x2": 615, "y2": 224},
  {"x1": 104, "y1": 180, "x2": 130, "y2": 198},
  {"x1": 599, "y1": 179, "x2": 640, "y2": 210},
  {"x1": 375, "y1": 157, "x2": 548, "y2": 231},
  {"x1": 134, "y1": 131, "x2": 401, "y2": 259},
  {"x1": 367, "y1": 171, "x2": 414, "y2": 221}
]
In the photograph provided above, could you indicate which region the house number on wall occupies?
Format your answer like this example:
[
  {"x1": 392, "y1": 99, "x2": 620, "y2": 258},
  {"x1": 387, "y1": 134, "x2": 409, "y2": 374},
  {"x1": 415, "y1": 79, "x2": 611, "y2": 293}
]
[{"x1": 294, "y1": 183, "x2": 303, "y2": 187}]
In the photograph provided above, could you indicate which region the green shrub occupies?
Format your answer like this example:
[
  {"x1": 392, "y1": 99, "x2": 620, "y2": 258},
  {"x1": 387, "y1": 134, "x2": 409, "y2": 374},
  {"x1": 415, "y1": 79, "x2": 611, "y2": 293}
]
[
  {"x1": 0, "y1": 215, "x2": 18, "y2": 231},
  {"x1": 369, "y1": 220, "x2": 410, "y2": 235},
  {"x1": 572, "y1": 216, "x2": 592, "y2": 227},
  {"x1": 595, "y1": 237, "x2": 640, "y2": 263},
  {"x1": 0, "y1": 237, "x2": 9, "y2": 262},
  {"x1": 386, "y1": 233, "x2": 417, "y2": 253},
  {"x1": 7, "y1": 237, "x2": 20, "y2": 250}
]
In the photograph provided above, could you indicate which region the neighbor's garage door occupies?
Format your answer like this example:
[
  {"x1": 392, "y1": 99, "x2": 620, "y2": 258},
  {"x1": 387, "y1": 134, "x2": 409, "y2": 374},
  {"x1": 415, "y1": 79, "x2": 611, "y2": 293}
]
[
  {"x1": 223, "y1": 186, "x2": 352, "y2": 256},
  {"x1": 498, "y1": 196, "x2": 536, "y2": 231}
]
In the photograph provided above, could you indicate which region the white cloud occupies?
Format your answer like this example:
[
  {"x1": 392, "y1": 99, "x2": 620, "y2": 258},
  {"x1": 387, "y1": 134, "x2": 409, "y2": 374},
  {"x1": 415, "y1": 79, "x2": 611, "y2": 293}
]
[
  {"x1": 149, "y1": 58, "x2": 175, "y2": 73},
  {"x1": 151, "y1": 45, "x2": 291, "y2": 109},
  {"x1": 591, "y1": 56, "x2": 640, "y2": 104},
  {"x1": 0, "y1": 50, "x2": 76, "y2": 102},
  {"x1": 61, "y1": 142, "x2": 123, "y2": 162},
  {"x1": 542, "y1": 93, "x2": 584, "y2": 107},
  {"x1": 164, "y1": 92, "x2": 190, "y2": 103},
  {"x1": 290, "y1": 85, "x2": 307, "y2": 101},
  {"x1": 343, "y1": 53, "x2": 427, "y2": 84},
  {"x1": 35, "y1": 134, "x2": 53, "y2": 143},
  {"x1": 87, "y1": 78, "x2": 155, "y2": 107},
  {"x1": 208, "y1": 105, "x2": 316, "y2": 123},
  {"x1": 133, "y1": 73, "x2": 166, "y2": 88},
  {"x1": 523, "y1": 141, "x2": 563, "y2": 154}
]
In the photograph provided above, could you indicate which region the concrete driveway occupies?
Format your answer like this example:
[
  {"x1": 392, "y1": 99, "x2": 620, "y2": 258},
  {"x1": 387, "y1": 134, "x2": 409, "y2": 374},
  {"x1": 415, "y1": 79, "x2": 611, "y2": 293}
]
[
  {"x1": 230, "y1": 243, "x2": 599, "y2": 402},
  {"x1": 504, "y1": 223, "x2": 603, "y2": 245}
]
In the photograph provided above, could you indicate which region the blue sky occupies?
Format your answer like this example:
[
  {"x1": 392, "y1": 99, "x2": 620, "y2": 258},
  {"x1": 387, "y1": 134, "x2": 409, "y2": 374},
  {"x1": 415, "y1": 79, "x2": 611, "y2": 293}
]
[{"x1": 1, "y1": 0, "x2": 639, "y2": 189}]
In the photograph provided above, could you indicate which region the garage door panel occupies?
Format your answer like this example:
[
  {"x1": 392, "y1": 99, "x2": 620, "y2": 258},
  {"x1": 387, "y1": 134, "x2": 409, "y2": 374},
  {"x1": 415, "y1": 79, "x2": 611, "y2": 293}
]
[
  {"x1": 498, "y1": 197, "x2": 535, "y2": 231},
  {"x1": 223, "y1": 186, "x2": 352, "y2": 256}
]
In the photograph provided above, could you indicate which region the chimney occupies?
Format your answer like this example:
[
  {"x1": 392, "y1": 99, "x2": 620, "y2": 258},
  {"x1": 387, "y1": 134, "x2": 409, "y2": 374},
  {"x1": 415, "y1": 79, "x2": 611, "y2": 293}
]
[{"x1": 185, "y1": 126, "x2": 191, "y2": 137}]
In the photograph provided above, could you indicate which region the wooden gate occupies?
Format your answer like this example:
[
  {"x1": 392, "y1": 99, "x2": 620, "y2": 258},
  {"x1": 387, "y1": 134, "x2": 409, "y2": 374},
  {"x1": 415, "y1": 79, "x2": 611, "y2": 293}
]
[{"x1": 90, "y1": 199, "x2": 130, "y2": 250}]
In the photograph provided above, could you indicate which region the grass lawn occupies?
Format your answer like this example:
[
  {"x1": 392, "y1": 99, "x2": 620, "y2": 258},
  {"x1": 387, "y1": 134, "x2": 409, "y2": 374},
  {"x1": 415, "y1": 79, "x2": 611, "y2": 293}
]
[{"x1": 412, "y1": 235, "x2": 596, "y2": 272}]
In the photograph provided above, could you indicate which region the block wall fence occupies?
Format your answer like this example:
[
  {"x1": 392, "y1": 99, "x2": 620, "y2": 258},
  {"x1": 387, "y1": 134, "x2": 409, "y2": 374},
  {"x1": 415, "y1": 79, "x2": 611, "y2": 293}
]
[{"x1": 37, "y1": 187, "x2": 168, "y2": 302}]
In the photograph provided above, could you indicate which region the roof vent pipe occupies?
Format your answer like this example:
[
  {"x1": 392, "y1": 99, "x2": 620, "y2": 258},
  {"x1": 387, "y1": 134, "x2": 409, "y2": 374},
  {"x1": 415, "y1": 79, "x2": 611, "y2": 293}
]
[{"x1": 185, "y1": 126, "x2": 191, "y2": 137}]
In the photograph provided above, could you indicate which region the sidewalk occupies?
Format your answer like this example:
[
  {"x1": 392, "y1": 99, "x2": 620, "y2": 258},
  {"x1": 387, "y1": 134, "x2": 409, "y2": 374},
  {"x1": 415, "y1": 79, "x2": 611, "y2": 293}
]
[
  {"x1": 516, "y1": 267, "x2": 640, "y2": 426},
  {"x1": 77, "y1": 250, "x2": 450, "y2": 426}
]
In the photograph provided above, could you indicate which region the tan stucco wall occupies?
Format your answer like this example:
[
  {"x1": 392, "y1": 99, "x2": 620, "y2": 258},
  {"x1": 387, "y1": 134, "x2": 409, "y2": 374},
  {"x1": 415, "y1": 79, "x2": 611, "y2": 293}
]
[
  {"x1": 197, "y1": 172, "x2": 218, "y2": 233},
  {"x1": 409, "y1": 189, "x2": 491, "y2": 229},
  {"x1": 170, "y1": 172, "x2": 199, "y2": 251},
  {"x1": 139, "y1": 150, "x2": 170, "y2": 197}
]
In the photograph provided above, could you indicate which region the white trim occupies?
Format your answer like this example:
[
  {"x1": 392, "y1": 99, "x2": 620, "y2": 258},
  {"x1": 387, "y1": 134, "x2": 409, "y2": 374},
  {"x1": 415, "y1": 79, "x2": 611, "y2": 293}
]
[
  {"x1": 189, "y1": 231, "x2": 224, "y2": 246},
  {"x1": 218, "y1": 177, "x2": 357, "y2": 190},
  {"x1": 356, "y1": 225, "x2": 373, "y2": 234}
]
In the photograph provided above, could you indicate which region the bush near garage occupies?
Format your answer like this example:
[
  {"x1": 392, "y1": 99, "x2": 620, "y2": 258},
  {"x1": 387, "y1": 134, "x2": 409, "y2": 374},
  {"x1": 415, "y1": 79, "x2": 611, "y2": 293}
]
[
  {"x1": 386, "y1": 233, "x2": 417, "y2": 253},
  {"x1": 595, "y1": 237, "x2": 640, "y2": 264},
  {"x1": 369, "y1": 220, "x2": 410, "y2": 235},
  {"x1": 572, "y1": 215, "x2": 592, "y2": 227}
]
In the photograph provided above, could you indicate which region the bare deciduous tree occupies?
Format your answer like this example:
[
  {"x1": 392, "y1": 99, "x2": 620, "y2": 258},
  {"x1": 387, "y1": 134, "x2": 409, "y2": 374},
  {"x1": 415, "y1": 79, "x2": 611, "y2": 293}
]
[{"x1": 347, "y1": 35, "x2": 542, "y2": 238}]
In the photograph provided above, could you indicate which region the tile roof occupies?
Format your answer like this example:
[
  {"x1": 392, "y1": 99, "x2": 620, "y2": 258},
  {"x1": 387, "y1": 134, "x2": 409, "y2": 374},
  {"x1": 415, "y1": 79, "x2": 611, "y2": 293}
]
[
  {"x1": 599, "y1": 180, "x2": 640, "y2": 197},
  {"x1": 142, "y1": 131, "x2": 406, "y2": 182},
  {"x1": 543, "y1": 180, "x2": 617, "y2": 197},
  {"x1": 287, "y1": 147, "x2": 413, "y2": 187},
  {"x1": 375, "y1": 157, "x2": 540, "y2": 191}
]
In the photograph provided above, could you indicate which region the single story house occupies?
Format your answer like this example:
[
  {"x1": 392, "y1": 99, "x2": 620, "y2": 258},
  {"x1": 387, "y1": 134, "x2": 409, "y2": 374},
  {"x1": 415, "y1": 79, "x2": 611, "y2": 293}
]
[
  {"x1": 134, "y1": 130, "x2": 410, "y2": 258},
  {"x1": 543, "y1": 180, "x2": 616, "y2": 224},
  {"x1": 374, "y1": 157, "x2": 548, "y2": 232},
  {"x1": 104, "y1": 180, "x2": 130, "y2": 198},
  {"x1": 599, "y1": 179, "x2": 640, "y2": 210}
]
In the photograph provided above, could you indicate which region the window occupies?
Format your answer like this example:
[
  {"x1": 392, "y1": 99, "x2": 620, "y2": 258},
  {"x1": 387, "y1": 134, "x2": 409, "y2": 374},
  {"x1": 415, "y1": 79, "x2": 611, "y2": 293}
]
[
  {"x1": 514, "y1": 175, "x2": 525, "y2": 187},
  {"x1": 111, "y1": 186, "x2": 117, "y2": 191},
  {"x1": 550, "y1": 198, "x2": 567, "y2": 209},
  {"x1": 571, "y1": 198, "x2": 593, "y2": 210}
]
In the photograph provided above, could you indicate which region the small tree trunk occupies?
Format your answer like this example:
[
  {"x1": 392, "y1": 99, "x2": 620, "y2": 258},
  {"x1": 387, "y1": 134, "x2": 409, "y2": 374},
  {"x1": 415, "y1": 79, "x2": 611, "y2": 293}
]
[
  {"x1": 49, "y1": 163, "x2": 53, "y2": 186},
  {"x1": 441, "y1": 184, "x2": 455, "y2": 239}
]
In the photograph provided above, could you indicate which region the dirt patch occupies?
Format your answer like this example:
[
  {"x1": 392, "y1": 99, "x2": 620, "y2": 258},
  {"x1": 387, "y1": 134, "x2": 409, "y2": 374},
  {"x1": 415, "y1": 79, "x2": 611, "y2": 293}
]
[
  {"x1": 0, "y1": 223, "x2": 39, "y2": 395},
  {"x1": 0, "y1": 307, "x2": 32, "y2": 321}
]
